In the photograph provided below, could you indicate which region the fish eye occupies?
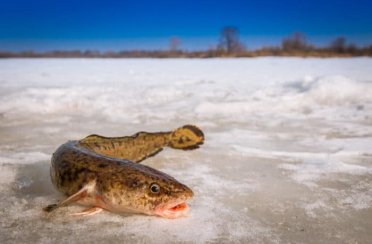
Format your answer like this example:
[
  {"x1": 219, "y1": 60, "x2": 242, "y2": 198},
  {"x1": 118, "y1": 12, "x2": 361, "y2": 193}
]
[{"x1": 150, "y1": 183, "x2": 160, "y2": 194}]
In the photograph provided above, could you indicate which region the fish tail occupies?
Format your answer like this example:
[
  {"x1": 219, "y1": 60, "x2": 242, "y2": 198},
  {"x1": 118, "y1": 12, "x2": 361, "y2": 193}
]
[{"x1": 168, "y1": 125, "x2": 204, "y2": 150}]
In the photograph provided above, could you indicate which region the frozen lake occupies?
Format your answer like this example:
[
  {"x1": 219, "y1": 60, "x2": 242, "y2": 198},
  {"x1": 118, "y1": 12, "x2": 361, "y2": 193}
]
[{"x1": 0, "y1": 58, "x2": 371, "y2": 243}]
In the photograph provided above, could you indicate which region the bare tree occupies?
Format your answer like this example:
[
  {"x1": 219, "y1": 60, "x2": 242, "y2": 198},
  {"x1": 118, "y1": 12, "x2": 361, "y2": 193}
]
[
  {"x1": 169, "y1": 36, "x2": 181, "y2": 52},
  {"x1": 218, "y1": 26, "x2": 245, "y2": 54},
  {"x1": 282, "y1": 32, "x2": 309, "y2": 51},
  {"x1": 329, "y1": 37, "x2": 346, "y2": 53}
]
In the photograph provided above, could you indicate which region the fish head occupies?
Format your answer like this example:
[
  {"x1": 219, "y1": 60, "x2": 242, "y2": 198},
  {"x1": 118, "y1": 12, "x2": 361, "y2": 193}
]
[
  {"x1": 105, "y1": 164, "x2": 194, "y2": 218},
  {"x1": 146, "y1": 172, "x2": 194, "y2": 219}
]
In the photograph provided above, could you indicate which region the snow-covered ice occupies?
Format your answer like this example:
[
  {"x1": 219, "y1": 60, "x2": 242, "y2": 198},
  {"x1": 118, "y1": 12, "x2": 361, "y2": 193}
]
[{"x1": 0, "y1": 58, "x2": 371, "y2": 243}]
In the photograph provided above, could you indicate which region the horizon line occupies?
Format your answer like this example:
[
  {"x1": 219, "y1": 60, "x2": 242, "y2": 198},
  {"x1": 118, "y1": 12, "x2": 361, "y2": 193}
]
[{"x1": 1, "y1": 33, "x2": 372, "y2": 52}]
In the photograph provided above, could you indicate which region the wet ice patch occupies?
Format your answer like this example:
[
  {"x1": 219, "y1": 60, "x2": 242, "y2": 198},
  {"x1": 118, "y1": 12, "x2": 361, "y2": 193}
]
[
  {"x1": 0, "y1": 151, "x2": 50, "y2": 164},
  {"x1": 279, "y1": 159, "x2": 371, "y2": 187},
  {"x1": 161, "y1": 162, "x2": 259, "y2": 200},
  {"x1": 300, "y1": 179, "x2": 372, "y2": 219},
  {"x1": 302, "y1": 200, "x2": 330, "y2": 218},
  {"x1": 232, "y1": 138, "x2": 372, "y2": 187},
  {"x1": 338, "y1": 181, "x2": 372, "y2": 210},
  {"x1": 231, "y1": 144, "x2": 365, "y2": 161},
  {"x1": 0, "y1": 164, "x2": 17, "y2": 189}
]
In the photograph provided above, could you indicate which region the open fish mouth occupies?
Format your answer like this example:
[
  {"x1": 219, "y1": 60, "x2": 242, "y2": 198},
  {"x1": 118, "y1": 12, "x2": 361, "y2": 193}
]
[{"x1": 155, "y1": 200, "x2": 190, "y2": 219}]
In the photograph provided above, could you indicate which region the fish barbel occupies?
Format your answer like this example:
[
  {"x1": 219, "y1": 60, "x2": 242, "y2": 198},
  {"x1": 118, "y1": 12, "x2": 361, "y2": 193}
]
[{"x1": 44, "y1": 125, "x2": 204, "y2": 218}]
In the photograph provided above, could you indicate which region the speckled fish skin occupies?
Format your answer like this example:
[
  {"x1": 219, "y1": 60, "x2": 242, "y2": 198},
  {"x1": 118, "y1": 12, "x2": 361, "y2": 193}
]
[
  {"x1": 78, "y1": 125, "x2": 205, "y2": 163},
  {"x1": 48, "y1": 125, "x2": 204, "y2": 217}
]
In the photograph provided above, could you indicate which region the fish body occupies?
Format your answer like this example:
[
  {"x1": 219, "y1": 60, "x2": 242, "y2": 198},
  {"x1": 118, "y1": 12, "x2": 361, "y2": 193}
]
[{"x1": 45, "y1": 125, "x2": 204, "y2": 218}]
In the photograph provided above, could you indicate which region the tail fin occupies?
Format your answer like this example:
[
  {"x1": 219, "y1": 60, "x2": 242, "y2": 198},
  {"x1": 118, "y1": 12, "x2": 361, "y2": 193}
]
[{"x1": 169, "y1": 125, "x2": 205, "y2": 150}]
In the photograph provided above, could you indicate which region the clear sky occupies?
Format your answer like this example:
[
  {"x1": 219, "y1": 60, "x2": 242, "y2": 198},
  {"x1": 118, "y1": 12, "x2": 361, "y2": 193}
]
[{"x1": 1, "y1": 0, "x2": 372, "y2": 51}]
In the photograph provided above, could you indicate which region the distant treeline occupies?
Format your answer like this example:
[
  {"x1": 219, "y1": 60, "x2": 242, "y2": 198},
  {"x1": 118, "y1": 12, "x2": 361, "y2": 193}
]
[{"x1": 1, "y1": 30, "x2": 372, "y2": 58}]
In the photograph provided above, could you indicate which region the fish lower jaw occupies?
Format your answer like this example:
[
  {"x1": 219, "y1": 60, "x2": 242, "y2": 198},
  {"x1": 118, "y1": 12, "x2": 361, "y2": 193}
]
[{"x1": 154, "y1": 201, "x2": 190, "y2": 219}]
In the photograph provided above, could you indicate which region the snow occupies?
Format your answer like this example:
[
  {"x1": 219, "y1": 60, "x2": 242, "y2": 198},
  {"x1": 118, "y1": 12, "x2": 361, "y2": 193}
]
[{"x1": 0, "y1": 57, "x2": 371, "y2": 243}]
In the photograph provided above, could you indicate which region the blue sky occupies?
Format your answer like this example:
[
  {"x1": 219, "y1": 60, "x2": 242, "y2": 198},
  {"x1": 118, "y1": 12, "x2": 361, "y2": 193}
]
[{"x1": 1, "y1": 0, "x2": 372, "y2": 51}]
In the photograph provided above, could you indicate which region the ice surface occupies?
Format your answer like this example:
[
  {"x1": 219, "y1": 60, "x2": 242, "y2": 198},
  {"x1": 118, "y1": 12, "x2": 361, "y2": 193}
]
[{"x1": 0, "y1": 58, "x2": 372, "y2": 243}]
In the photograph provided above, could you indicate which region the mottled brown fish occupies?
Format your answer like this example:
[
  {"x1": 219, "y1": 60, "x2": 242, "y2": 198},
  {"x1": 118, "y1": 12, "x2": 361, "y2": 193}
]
[{"x1": 44, "y1": 125, "x2": 204, "y2": 218}]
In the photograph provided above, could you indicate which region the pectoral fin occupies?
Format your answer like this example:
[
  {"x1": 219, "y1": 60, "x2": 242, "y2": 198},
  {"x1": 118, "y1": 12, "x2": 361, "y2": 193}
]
[
  {"x1": 70, "y1": 207, "x2": 103, "y2": 216},
  {"x1": 43, "y1": 180, "x2": 96, "y2": 213}
]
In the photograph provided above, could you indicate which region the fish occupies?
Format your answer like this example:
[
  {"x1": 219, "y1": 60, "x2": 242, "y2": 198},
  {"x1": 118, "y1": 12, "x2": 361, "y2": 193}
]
[{"x1": 43, "y1": 125, "x2": 204, "y2": 219}]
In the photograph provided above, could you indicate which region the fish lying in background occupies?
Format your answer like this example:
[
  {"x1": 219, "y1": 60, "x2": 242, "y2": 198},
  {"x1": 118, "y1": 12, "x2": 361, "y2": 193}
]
[{"x1": 43, "y1": 125, "x2": 204, "y2": 219}]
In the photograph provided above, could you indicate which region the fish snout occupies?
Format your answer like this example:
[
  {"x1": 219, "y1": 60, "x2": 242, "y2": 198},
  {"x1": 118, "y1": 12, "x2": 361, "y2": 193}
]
[
  {"x1": 183, "y1": 185, "x2": 194, "y2": 199},
  {"x1": 172, "y1": 183, "x2": 194, "y2": 199}
]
